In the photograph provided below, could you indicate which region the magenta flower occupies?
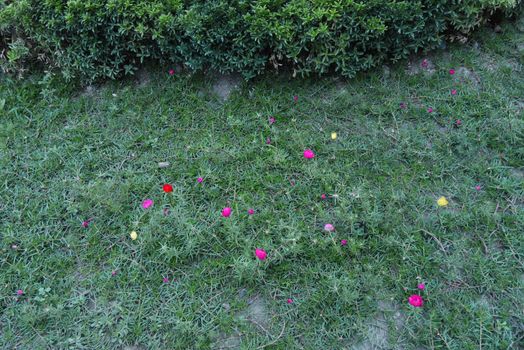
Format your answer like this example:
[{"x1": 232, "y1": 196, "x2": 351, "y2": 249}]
[
  {"x1": 417, "y1": 283, "x2": 425, "y2": 290},
  {"x1": 168, "y1": 69, "x2": 175, "y2": 76},
  {"x1": 82, "y1": 220, "x2": 90, "y2": 228},
  {"x1": 255, "y1": 248, "x2": 267, "y2": 260},
  {"x1": 266, "y1": 137, "x2": 271, "y2": 145},
  {"x1": 427, "y1": 107, "x2": 433, "y2": 113},
  {"x1": 197, "y1": 177, "x2": 203, "y2": 183},
  {"x1": 324, "y1": 223, "x2": 335, "y2": 232},
  {"x1": 455, "y1": 119, "x2": 462, "y2": 126},
  {"x1": 248, "y1": 209, "x2": 255, "y2": 215},
  {"x1": 421, "y1": 59, "x2": 429, "y2": 68},
  {"x1": 341, "y1": 239, "x2": 348, "y2": 246},
  {"x1": 111, "y1": 270, "x2": 118, "y2": 276},
  {"x1": 451, "y1": 89, "x2": 457, "y2": 95},
  {"x1": 16, "y1": 289, "x2": 23, "y2": 296},
  {"x1": 293, "y1": 95, "x2": 298, "y2": 102},
  {"x1": 475, "y1": 185, "x2": 482, "y2": 191},
  {"x1": 303, "y1": 149, "x2": 315, "y2": 159},
  {"x1": 141, "y1": 199, "x2": 154, "y2": 209},
  {"x1": 222, "y1": 207, "x2": 232, "y2": 218},
  {"x1": 321, "y1": 194, "x2": 327, "y2": 200},
  {"x1": 400, "y1": 102, "x2": 407, "y2": 109},
  {"x1": 287, "y1": 298, "x2": 293, "y2": 304},
  {"x1": 408, "y1": 294, "x2": 424, "y2": 307},
  {"x1": 449, "y1": 69, "x2": 455, "y2": 75},
  {"x1": 163, "y1": 277, "x2": 169, "y2": 283},
  {"x1": 269, "y1": 117, "x2": 275, "y2": 125}
]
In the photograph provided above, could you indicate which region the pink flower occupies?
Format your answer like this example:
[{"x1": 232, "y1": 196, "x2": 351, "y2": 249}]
[
  {"x1": 82, "y1": 220, "x2": 90, "y2": 228},
  {"x1": 340, "y1": 239, "x2": 348, "y2": 246},
  {"x1": 455, "y1": 119, "x2": 462, "y2": 126},
  {"x1": 451, "y1": 89, "x2": 457, "y2": 95},
  {"x1": 324, "y1": 223, "x2": 335, "y2": 232},
  {"x1": 169, "y1": 69, "x2": 175, "y2": 76},
  {"x1": 421, "y1": 59, "x2": 428, "y2": 68},
  {"x1": 248, "y1": 209, "x2": 255, "y2": 215},
  {"x1": 408, "y1": 294, "x2": 424, "y2": 307},
  {"x1": 449, "y1": 69, "x2": 455, "y2": 75},
  {"x1": 111, "y1": 270, "x2": 117, "y2": 276},
  {"x1": 427, "y1": 107, "x2": 433, "y2": 113},
  {"x1": 255, "y1": 248, "x2": 267, "y2": 260},
  {"x1": 269, "y1": 117, "x2": 275, "y2": 125},
  {"x1": 141, "y1": 199, "x2": 154, "y2": 209},
  {"x1": 163, "y1": 277, "x2": 169, "y2": 283},
  {"x1": 197, "y1": 177, "x2": 203, "y2": 183},
  {"x1": 303, "y1": 149, "x2": 315, "y2": 159},
  {"x1": 287, "y1": 298, "x2": 293, "y2": 304},
  {"x1": 417, "y1": 283, "x2": 425, "y2": 290},
  {"x1": 266, "y1": 137, "x2": 271, "y2": 145},
  {"x1": 222, "y1": 207, "x2": 232, "y2": 218},
  {"x1": 16, "y1": 289, "x2": 23, "y2": 296},
  {"x1": 321, "y1": 194, "x2": 327, "y2": 200},
  {"x1": 475, "y1": 185, "x2": 482, "y2": 191},
  {"x1": 293, "y1": 95, "x2": 298, "y2": 102},
  {"x1": 400, "y1": 102, "x2": 407, "y2": 109}
]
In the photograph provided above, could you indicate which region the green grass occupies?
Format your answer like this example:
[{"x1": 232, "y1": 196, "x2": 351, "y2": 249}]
[{"x1": 1, "y1": 22, "x2": 523, "y2": 349}]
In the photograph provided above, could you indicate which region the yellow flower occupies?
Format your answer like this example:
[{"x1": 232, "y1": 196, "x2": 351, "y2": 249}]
[
  {"x1": 331, "y1": 132, "x2": 337, "y2": 140},
  {"x1": 437, "y1": 196, "x2": 449, "y2": 207},
  {"x1": 130, "y1": 230, "x2": 138, "y2": 240}
]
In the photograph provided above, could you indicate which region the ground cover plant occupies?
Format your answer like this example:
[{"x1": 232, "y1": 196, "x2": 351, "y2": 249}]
[{"x1": 1, "y1": 19, "x2": 524, "y2": 349}]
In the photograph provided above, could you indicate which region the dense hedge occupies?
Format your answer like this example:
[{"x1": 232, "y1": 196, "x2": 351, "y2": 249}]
[{"x1": 0, "y1": 0, "x2": 521, "y2": 81}]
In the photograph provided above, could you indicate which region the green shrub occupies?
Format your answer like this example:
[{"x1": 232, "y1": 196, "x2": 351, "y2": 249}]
[{"x1": 0, "y1": 0, "x2": 521, "y2": 82}]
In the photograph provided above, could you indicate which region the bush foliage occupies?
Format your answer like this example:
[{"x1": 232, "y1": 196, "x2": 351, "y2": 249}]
[{"x1": 0, "y1": 0, "x2": 521, "y2": 81}]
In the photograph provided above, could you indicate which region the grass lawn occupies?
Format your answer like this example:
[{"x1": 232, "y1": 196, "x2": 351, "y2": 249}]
[{"x1": 1, "y1": 22, "x2": 523, "y2": 349}]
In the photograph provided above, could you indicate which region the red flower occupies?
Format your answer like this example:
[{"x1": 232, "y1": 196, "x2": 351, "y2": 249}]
[{"x1": 163, "y1": 184, "x2": 173, "y2": 193}]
